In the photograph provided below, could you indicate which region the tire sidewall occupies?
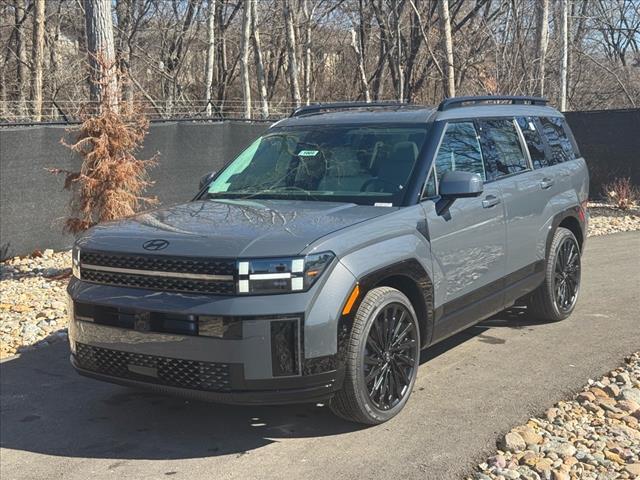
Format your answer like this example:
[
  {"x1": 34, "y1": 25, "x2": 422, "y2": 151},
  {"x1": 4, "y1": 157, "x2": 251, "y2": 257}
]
[
  {"x1": 546, "y1": 228, "x2": 581, "y2": 319},
  {"x1": 352, "y1": 289, "x2": 420, "y2": 424}
]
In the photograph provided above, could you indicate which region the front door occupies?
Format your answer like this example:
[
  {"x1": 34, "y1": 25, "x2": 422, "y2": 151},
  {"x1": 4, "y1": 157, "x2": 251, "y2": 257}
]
[{"x1": 422, "y1": 121, "x2": 507, "y2": 342}]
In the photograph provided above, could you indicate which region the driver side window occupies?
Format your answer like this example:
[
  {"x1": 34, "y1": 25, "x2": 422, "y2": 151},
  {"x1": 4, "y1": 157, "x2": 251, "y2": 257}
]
[{"x1": 435, "y1": 122, "x2": 485, "y2": 182}]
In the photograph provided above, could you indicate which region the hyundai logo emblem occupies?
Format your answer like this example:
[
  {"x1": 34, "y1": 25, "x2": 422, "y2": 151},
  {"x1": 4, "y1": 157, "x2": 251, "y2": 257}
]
[{"x1": 143, "y1": 239, "x2": 169, "y2": 251}]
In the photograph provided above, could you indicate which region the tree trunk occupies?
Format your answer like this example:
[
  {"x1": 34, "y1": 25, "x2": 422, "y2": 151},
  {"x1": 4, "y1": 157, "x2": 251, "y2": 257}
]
[
  {"x1": 535, "y1": 0, "x2": 549, "y2": 97},
  {"x1": 47, "y1": 1, "x2": 63, "y2": 119},
  {"x1": 284, "y1": 0, "x2": 301, "y2": 107},
  {"x1": 240, "y1": 0, "x2": 252, "y2": 119},
  {"x1": 394, "y1": 3, "x2": 404, "y2": 101},
  {"x1": 302, "y1": 0, "x2": 313, "y2": 105},
  {"x1": 13, "y1": 0, "x2": 28, "y2": 117},
  {"x1": 559, "y1": 0, "x2": 568, "y2": 111},
  {"x1": 115, "y1": 0, "x2": 135, "y2": 104},
  {"x1": 350, "y1": 29, "x2": 371, "y2": 102},
  {"x1": 83, "y1": 0, "x2": 119, "y2": 112},
  {"x1": 31, "y1": 0, "x2": 45, "y2": 121},
  {"x1": 205, "y1": 0, "x2": 216, "y2": 116},
  {"x1": 438, "y1": 0, "x2": 456, "y2": 98},
  {"x1": 250, "y1": 0, "x2": 269, "y2": 118}
]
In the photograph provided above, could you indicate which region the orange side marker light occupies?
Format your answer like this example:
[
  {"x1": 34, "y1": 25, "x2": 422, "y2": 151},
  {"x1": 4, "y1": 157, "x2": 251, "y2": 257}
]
[{"x1": 342, "y1": 284, "x2": 360, "y2": 316}]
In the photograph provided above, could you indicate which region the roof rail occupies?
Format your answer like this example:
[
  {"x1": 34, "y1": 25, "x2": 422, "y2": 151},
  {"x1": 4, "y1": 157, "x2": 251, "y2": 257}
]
[
  {"x1": 437, "y1": 95, "x2": 548, "y2": 111},
  {"x1": 290, "y1": 101, "x2": 410, "y2": 117}
]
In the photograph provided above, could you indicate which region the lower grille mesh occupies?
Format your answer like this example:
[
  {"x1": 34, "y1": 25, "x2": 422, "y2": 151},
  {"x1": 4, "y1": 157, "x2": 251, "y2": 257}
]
[{"x1": 75, "y1": 343, "x2": 232, "y2": 392}]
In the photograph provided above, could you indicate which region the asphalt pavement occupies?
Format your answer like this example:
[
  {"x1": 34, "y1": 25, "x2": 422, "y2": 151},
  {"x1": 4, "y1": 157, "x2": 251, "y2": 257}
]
[{"x1": 1, "y1": 231, "x2": 639, "y2": 480}]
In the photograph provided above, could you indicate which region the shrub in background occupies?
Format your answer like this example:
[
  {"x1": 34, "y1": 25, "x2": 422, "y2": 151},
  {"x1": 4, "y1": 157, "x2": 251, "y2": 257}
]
[
  {"x1": 603, "y1": 177, "x2": 638, "y2": 211},
  {"x1": 51, "y1": 59, "x2": 157, "y2": 234}
]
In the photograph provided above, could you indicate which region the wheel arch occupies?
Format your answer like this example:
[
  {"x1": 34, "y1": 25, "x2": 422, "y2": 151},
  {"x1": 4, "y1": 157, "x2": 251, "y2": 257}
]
[
  {"x1": 343, "y1": 259, "x2": 435, "y2": 350},
  {"x1": 546, "y1": 207, "x2": 586, "y2": 258}
]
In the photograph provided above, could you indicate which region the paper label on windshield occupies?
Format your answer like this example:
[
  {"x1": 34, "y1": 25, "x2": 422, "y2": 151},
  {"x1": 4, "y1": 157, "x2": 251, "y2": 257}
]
[{"x1": 298, "y1": 150, "x2": 319, "y2": 157}]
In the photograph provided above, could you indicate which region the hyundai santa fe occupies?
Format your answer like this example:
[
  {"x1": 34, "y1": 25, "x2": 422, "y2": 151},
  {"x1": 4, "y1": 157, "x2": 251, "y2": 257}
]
[{"x1": 68, "y1": 95, "x2": 588, "y2": 424}]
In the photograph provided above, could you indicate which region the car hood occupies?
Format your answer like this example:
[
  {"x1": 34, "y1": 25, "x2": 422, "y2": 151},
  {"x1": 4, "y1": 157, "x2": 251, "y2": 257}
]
[{"x1": 77, "y1": 199, "x2": 395, "y2": 258}]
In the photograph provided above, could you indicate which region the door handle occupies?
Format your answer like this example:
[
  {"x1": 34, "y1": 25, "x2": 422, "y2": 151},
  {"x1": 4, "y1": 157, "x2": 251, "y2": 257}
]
[
  {"x1": 482, "y1": 195, "x2": 501, "y2": 208},
  {"x1": 540, "y1": 178, "x2": 555, "y2": 189}
]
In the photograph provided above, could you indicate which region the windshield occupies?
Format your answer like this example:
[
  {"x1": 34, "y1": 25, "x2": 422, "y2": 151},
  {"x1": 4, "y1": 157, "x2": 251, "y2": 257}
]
[{"x1": 205, "y1": 124, "x2": 428, "y2": 206}]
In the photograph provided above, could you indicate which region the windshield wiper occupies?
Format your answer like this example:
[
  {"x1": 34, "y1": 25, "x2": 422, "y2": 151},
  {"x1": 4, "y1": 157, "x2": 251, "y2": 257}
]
[{"x1": 206, "y1": 187, "x2": 317, "y2": 199}]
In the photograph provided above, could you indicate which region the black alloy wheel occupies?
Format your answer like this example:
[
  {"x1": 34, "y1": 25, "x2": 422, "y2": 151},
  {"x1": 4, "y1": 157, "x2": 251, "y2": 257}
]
[
  {"x1": 363, "y1": 303, "x2": 418, "y2": 411},
  {"x1": 330, "y1": 287, "x2": 421, "y2": 425},
  {"x1": 553, "y1": 236, "x2": 581, "y2": 313},
  {"x1": 526, "y1": 227, "x2": 582, "y2": 322}
]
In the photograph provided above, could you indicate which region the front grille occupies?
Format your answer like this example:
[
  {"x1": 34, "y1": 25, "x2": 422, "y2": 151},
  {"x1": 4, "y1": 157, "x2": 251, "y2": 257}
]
[
  {"x1": 80, "y1": 251, "x2": 235, "y2": 276},
  {"x1": 81, "y1": 269, "x2": 235, "y2": 295},
  {"x1": 75, "y1": 343, "x2": 232, "y2": 392},
  {"x1": 79, "y1": 250, "x2": 236, "y2": 295}
]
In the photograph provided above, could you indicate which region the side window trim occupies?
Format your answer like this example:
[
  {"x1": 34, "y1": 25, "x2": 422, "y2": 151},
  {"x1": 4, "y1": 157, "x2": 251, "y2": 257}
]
[
  {"x1": 513, "y1": 117, "x2": 534, "y2": 170},
  {"x1": 421, "y1": 164, "x2": 438, "y2": 200},
  {"x1": 420, "y1": 123, "x2": 447, "y2": 199}
]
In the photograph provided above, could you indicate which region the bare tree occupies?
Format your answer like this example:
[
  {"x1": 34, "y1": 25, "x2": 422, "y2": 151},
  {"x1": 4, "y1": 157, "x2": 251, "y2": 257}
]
[
  {"x1": 438, "y1": 0, "x2": 456, "y2": 98},
  {"x1": 240, "y1": 0, "x2": 252, "y2": 118},
  {"x1": 350, "y1": 28, "x2": 371, "y2": 102},
  {"x1": 535, "y1": 0, "x2": 549, "y2": 96},
  {"x1": 284, "y1": 0, "x2": 301, "y2": 107},
  {"x1": 115, "y1": 0, "x2": 137, "y2": 103},
  {"x1": 205, "y1": 0, "x2": 216, "y2": 116},
  {"x1": 301, "y1": 0, "x2": 315, "y2": 105},
  {"x1": 30, "y1": 0, "x2": 45, "y2": 120},
  {"x1": 559, "y1": 0, "x2": 568, "y2": 110},
  {"x1": 250, "y1": 0, "x2": 269, "y2": 118},
  {"x1": 2, "y1": 0, "x2": 639, "y2": 120},
  {"x1": 12, "y1": 0, "x2": 28, "y2": 117},
  {"x1": 83, "y1": 0, "x2": 119, "y2": 111}
]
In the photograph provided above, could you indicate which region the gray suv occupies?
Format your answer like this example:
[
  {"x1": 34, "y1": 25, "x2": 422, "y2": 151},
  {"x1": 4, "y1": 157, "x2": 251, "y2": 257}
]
[{"x1": 68, "y1": 96, "x2": 588, "y2": 424}]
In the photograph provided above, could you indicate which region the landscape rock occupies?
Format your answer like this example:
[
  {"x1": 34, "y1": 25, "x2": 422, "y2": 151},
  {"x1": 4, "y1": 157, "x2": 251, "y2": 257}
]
[
  {"x1": 502, "y1": 432, "x2": 527, "y2": 453},
  {"x1": 472, "y1": 352, "x2": 640, "y2": 480}
]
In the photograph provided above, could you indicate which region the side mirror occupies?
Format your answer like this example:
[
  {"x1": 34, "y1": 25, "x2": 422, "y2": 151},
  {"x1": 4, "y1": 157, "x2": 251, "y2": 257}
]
[
  {"x1": 435, "y1": 171, "x2": 483, "y2": 215},
  {"x1": 199, "y1": 171, "x2": 217, "y2": 190}
]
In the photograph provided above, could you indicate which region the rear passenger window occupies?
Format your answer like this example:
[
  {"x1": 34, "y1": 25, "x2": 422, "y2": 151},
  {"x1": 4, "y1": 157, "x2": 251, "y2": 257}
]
[
  {"x1": 434, "y1": 121, "x2": 485, "y2": 180},
  {"x1": 477, "y1": 119, "x2": 529, "y2": 181},
  {"x1": 540, "y1": 117, "x2": 576, "y2": 164},
  {"x1": 516, "y1": 117, "x2": 546, "y2": 169}
]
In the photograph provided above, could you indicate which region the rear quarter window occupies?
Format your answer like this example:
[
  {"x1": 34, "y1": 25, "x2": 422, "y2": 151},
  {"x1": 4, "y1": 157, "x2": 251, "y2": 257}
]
[
  {"x1": 540, "y1": 117, "x2": 576, "y2": 164},
  {"x1": 477, "y1": 118, "x2": 529, "y2": 181},
  {"x1": 516, "y1": 117, "x2": 547, "y2": 169}
]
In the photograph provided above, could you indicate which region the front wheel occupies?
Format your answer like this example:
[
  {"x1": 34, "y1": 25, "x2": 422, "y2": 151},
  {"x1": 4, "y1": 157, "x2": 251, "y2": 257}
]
[
  {"x1": 527, "y1": 227, "x2": 582, "y2": 321},
  {"x1": 330, "y1": 287, "x2": 420, "y2": 425}
]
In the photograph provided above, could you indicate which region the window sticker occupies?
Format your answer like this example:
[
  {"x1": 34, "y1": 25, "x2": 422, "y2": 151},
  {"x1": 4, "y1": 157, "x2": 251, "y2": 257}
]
[
  {"x1": 298, "y1": 150, "x2": 319, "y2": 157},
  {"x1": 374, "y1": 202, "x2": 393, "y2": 207}
]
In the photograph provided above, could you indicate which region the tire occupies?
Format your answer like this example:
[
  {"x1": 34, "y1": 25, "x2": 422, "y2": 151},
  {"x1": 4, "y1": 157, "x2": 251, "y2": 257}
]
[
  {"x1": 330, "y1": 287, "x2": 420, "y2": 425},
  {"x1": 527, "y1": 227, "x2": 582, "y2": 322}
]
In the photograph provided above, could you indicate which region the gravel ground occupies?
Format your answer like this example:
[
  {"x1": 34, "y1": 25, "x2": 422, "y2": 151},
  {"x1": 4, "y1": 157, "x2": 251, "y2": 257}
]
[
  {"x1": 0, "y1": 202, "x2": 638, "y2": 358},
  {"x1": 469, "y1": 353, "x2": 640, "y2": 480},
  {"x1": 0, "y1": 249, "x2": 70, "y2": 358},
  {"x1": 587, "y1": 203, "x2": 640, "y2": 237}
]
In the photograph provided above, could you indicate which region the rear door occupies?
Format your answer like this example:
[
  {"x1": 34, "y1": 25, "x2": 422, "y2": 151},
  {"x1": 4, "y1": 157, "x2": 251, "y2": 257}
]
[
  {"x1": 476, "y1": 117, "x2": 550, "y2": 295},
  {"x1": 422, "y1": 121, "x2": 507, "y2": 341}
]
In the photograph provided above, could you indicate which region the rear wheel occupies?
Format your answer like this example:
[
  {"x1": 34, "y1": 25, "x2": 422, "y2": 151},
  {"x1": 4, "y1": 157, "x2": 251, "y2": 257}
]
[
  {"x1": 527, "y1": 227, "x2": 581, "y2": 321},
  {"x1": 330, "y1": 287, "x2": 420, "y2": 425}
]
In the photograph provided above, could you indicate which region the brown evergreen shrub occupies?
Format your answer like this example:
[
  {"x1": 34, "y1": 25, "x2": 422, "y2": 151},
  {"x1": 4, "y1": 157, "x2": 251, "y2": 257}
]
[{"x1": 52, "y1": 88, "x2": 157, "y2": 234}]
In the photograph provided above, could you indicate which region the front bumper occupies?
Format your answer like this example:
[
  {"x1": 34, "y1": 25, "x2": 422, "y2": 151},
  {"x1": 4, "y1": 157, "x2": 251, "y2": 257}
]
[
  {"x1": 71, "y1": 354, "x2": 342, "y2": 405},
  {"x1": 66, "y1": 260, "x2": 356, "y2": 404}
]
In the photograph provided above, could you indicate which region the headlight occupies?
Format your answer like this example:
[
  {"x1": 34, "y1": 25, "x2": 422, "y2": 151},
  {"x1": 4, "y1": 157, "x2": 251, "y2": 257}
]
[
  {"x1": 72, "y1": 246, "x2": 81, "y2": 279},
  {"x1": 237, "y1": 252, "x2": 335, "y2": 295}
]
